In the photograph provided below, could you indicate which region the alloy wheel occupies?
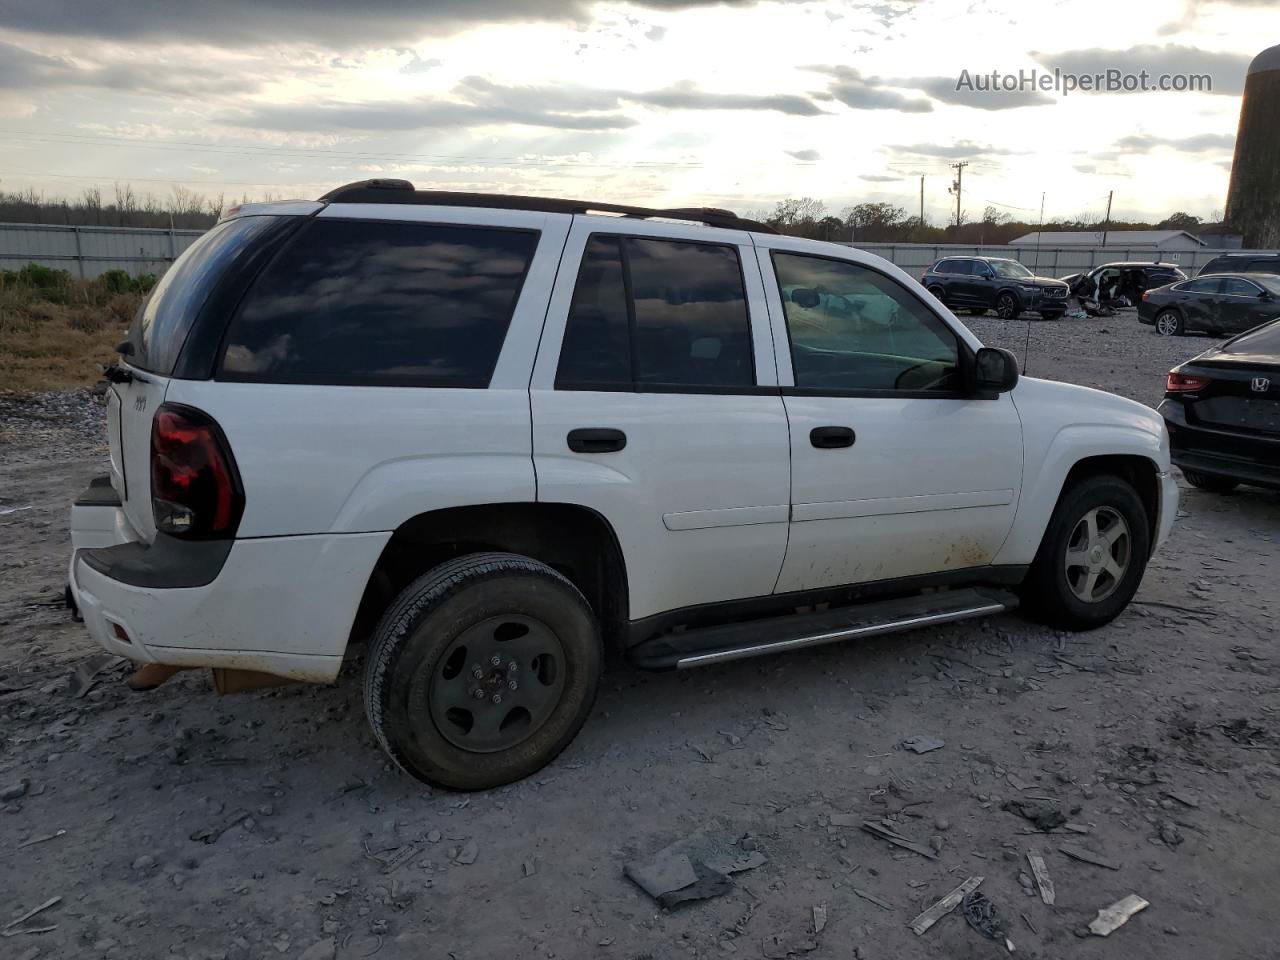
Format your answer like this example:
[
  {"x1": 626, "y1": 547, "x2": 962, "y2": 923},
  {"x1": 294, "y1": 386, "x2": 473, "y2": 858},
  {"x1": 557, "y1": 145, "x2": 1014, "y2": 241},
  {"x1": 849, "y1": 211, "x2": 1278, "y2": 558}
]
[
  {"x1": 1156, "y1": 313, "x2": 1179, "y2": 336},
  {"x1": 1063, "y1": 506, "x2": 1131, "y2": 604}
]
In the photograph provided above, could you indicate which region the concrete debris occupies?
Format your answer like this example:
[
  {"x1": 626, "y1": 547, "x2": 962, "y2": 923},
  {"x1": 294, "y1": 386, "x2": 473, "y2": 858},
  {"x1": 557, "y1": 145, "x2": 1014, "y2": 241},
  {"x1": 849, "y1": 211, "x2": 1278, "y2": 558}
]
[
  {"x1": 2, "y1": 896, "x2": 61, "y2": 935},
  {"x1": 812, "y1": 903, "x2": 827, "y2": 935},
  {"x1": 0, "y1": 780, "x2": 30, "y2": 803},
  {"x1": 453, "y1": 839, "x2": 478, "y2": 865},
  {"x1": 902, "y1": 736, "x2": 945, "y2": 754},
  {"x1": 297, "y1": 938, "x2": 337, "y2": 960},
  {"x1": 852, "y1": 888, "x2": 893, "y2": 911},
  {"x1": 1088, "y1": 894, "x2": 1149, "y2": 936},
  {"x1": 17, "y1": 830, "x2": 65, "y2": 849},
  {"x1": 1002, "y1": 798, "x2": 1066, "y2": 832},
  {"x1": 68, "y1": 653, "x2": 124, "y2": 698},
  {"x1": 1026, "y1": 850, "x2": 1055, "y2": 905},
  {"x1": 625, "y1": 828, "x2": 765, "y2": 909},
  {"x1": 909, "y1": 876, "x2": 984, "y2": 936},
  {"x1": 860, "y1": 820, "x2": 938, "y2": 860},
  {"x1": 1059, "y1": 843, "x2": 1121, "y2": 871},
  {"x1": 190, "y1": 809, "x2": 250, "y2": 844}
]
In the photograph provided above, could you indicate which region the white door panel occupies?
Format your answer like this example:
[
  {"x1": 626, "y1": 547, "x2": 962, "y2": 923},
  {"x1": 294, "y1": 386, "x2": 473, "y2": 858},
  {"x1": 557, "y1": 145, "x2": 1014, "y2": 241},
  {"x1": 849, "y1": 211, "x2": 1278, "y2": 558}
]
[
  {"x1": 753, "y1": 241, "x2": 1024, "y2": 595},
  {"x1": 531, "y1": 215, "x2": 790, "y2": 621}
]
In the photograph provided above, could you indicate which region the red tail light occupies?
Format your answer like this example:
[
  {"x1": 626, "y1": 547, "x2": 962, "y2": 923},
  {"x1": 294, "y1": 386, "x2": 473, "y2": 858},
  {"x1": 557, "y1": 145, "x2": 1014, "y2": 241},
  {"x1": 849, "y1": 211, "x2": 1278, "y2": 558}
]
[
  {"x1": 1166, "y1": 372, "x2": 1210, "y2": 393},
  {"x1": 151, "y1": 403, "x2": 244, "y2": 539},
  {"x1": 1141, "y1": 291, "x2": 1150, "y2": 301}
]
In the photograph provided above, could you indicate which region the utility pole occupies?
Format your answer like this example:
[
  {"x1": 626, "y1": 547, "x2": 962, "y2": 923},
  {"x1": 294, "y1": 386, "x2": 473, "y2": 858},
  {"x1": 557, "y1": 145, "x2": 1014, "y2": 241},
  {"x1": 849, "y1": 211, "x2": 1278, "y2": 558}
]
[
  {"x1": 1101, "y1": 189, "x2": 1114, "y2": 247},
  {"x1": 948, "y1": 161, "x2": 968, "y2": 230},
  {"x1": 919, "y1": 175, "x2": 925, "y2": 230}
]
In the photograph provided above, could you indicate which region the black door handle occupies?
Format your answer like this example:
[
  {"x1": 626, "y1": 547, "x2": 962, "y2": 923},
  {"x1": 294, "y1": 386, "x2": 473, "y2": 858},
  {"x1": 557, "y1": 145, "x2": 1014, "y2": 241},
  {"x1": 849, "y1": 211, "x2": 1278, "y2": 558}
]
[
  {"x1": 567, "y1": 428, "x2": 627, "y2": 453},
  {"x1": 810, "y1": 426, "x2": 855, "y2": 449}
]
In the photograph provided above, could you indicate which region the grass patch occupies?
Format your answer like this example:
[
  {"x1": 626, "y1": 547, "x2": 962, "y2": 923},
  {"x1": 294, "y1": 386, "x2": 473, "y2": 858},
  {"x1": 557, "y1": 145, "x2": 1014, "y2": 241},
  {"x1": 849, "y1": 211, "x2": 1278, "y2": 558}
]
[{"x1": 0, "y1": 267, "x2": 148, "y2": 393}]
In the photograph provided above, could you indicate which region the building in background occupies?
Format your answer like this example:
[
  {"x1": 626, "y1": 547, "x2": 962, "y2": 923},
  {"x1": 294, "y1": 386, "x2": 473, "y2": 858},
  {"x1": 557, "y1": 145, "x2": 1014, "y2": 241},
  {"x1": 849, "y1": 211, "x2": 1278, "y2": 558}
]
[
  {"x1": 1010, "y1": 230, "x2": 1207, "y2": 253},
  {"x1": 1226, "y1": 44, "x2": 1280, "y2": 248}
]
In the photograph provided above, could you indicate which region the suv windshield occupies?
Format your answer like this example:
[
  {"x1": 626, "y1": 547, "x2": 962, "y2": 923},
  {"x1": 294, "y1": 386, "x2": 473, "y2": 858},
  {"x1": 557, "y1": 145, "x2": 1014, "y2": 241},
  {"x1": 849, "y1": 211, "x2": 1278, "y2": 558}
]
[
  {"x1": 126, "y1": 216, "x2": 282, "y2": 374},
  {"x1": 989, "y1": 259, "x2": 1033, "y2": 279}
]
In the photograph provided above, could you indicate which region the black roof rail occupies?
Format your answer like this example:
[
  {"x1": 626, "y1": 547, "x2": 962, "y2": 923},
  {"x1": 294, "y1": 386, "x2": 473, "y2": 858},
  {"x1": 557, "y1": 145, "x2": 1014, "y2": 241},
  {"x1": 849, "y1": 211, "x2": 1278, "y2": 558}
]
[{"x1": 318, "y1": 179, "x2": 777, "y2": 234}]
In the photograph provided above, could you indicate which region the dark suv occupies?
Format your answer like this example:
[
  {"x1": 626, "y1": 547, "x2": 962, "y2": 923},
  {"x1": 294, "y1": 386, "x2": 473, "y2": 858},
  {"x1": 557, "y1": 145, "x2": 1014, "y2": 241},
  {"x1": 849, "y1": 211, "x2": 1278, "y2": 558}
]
[
  {"x1": 921, "y1": 257, "x2": 1070, "y2": 320},
  {"x1": 1198, "y1": 253, "x2": 1280, "y2": 278}
]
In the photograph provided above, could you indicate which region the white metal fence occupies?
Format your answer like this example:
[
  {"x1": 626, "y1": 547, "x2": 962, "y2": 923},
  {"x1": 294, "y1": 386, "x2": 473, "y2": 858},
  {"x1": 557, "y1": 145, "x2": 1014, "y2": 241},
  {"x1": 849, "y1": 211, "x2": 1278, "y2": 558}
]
[
  {"x1": 1, "y1": 221, "x2": 1271, "y2": 281},
  {"x1": 844, "y1": 242, "x2": 1269, "y2": 277},
  {"x1": 0, "y1": 222, "x2": 205, "y2": 279}
]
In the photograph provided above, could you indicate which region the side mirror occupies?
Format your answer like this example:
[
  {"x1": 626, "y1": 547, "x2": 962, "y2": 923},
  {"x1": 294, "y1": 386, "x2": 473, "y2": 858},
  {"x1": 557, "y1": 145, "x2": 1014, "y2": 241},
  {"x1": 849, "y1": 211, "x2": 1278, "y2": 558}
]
[
  {"x1": 974, "y1": 347, "x2": 1019, "y2": 394},
  {"x1": 791, "y1": 288, "x2": 821, "y2": 308}
]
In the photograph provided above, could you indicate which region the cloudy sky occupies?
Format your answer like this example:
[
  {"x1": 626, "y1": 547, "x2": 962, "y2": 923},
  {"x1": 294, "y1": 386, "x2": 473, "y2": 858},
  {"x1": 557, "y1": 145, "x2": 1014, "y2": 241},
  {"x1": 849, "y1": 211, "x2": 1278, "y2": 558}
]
[{"x1": 0, "y1": 0, "x2": 1274, "y2": 223}]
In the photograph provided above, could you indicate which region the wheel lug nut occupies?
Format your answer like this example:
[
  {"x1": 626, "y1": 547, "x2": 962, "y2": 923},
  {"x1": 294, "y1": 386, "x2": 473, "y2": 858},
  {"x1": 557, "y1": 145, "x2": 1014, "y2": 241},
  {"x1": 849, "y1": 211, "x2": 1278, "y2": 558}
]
[
  {"x1": 472, "y1": 689, "x2": 485, "y2": 700},
  {"x1": 491, "y1": 693, "x2": 503, "y2": 705},
  {"x1": 472, "y1": 667, "x2": 484, "y2": 679},
  {"x1": 490, "y1": 655, "x2": 502, "y2": 667},
  {"x1": 506, "y1": 662, "x2": 517, "y2": 672},
  {"x1": 508, "y1": 680, "x2": 518, "y2": 690}
]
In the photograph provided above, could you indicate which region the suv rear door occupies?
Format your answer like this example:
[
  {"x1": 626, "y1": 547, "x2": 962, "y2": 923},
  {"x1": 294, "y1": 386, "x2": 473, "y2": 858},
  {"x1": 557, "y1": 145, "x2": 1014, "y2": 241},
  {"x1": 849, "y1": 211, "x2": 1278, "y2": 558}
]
[
  {"x1": 756, "y1": 239, "x2": 1023, "y2": 592},
  {"x1": 530, "y1": 217, "x2": 790, "y2": 621}
]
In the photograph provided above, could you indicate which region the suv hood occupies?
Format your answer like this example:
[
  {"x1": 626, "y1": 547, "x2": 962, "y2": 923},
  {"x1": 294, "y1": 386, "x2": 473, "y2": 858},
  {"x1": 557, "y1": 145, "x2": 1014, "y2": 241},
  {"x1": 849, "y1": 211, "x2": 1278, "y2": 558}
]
[
  {"x1": 1019, "y1": 277, "x2": 1071, "y2": 289},
  {"x1": 1011, "y1": 376, "x2": 1171, "y2": 465}
]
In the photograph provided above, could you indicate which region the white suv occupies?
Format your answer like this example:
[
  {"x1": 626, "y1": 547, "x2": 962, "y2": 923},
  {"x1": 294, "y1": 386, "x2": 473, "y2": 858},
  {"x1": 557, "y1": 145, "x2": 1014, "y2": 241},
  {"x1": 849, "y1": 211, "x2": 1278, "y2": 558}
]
[{"x1": 68, "y1": 180, "x2": 1177, "y2": 789}]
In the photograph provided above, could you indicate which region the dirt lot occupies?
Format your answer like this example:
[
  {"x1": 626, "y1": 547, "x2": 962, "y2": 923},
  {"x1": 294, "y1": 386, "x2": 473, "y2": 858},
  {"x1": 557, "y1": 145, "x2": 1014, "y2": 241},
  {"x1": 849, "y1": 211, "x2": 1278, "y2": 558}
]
[{"x1": 1, "y1": 312, "x2": 1277, "y2": 960}]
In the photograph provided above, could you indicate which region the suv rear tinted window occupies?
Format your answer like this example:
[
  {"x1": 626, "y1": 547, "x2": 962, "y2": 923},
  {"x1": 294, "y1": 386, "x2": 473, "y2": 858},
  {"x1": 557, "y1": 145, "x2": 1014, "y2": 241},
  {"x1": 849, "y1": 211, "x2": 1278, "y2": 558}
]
[
  {"x1": 128, "y1": 215, "x2": 283, "y2": 375},
  {"x1": 934, "y1": 260, "x2": 969, "y2": 275},
  {"x1": 556, "y1": 235, "x2": 753, "y2": 390},
  {"x1": 220, "y1": 219, "x2": 538, "y2": 386}
]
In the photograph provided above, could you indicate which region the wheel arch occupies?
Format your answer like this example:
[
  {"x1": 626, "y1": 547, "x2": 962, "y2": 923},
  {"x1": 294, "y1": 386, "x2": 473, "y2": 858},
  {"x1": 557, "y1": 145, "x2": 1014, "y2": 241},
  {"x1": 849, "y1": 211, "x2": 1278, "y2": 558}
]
[
  {"x1": 348, "y1": 502, "x2": 630, "y2": 654},
  {"x1": 1058, "y1": 454, "x2": 1161, "y2": 553}
]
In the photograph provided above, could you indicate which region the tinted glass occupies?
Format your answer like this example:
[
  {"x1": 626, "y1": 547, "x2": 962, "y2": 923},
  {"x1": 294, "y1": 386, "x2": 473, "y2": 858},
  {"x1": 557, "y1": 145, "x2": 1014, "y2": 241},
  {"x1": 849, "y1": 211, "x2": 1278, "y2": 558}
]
[
  {"x1": 1248, "y1": 259, "x2": 1280, "y2": 272},
  {"x1": 221, "y1": 219, "x2": 537, "y2": 385},
  {"x1": 1180, "y1": 278, "x2": 1220, "y2": 294},
  {"x1": 774, "y1": 253, "x2": 960, "y2": 392},
  {"x1": 1200, "y1": 257, "x2": 1233, "y2": 275},
  {"x1": 557, "y1": 235, "x2": 753, "y2": 389},
  {"x1": 936, "y1": 260, "x2": 968, "y2": 275},
  {"x1": 1222, "y1": 277, "x2": 1262, "y2": 297},
  {"x1": 627, "y1": 237, "x2": 752, "y2": 387},
  {"x1": 990, "y1": 259, "x2": 1032, "y2": 279},
  {"x1": 555, "y1": 235, "x2": 632, "y2": 387},
  {"x1": 129, "y1": 216, "x2": 281, "y2": 374},
  {"x1": 1225, "y1": 319, "x2": 1280, "y2": 354}
]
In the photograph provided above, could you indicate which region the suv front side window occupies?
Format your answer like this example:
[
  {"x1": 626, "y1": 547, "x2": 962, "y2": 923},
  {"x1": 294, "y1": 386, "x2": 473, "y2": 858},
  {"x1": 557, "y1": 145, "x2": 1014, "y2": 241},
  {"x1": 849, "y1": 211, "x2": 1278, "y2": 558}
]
[
  {"x1": 556, "y1": 235, "x2": 754, "y2": 390},
  {"x1": 773, "y1": 253, "x2": 962, "y2": 393}
]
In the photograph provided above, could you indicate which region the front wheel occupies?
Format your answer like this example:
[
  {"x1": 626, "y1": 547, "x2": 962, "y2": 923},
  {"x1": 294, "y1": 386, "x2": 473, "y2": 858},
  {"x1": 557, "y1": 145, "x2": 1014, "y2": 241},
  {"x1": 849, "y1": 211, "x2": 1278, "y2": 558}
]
[
  {"x1": 1155, "y1": 310, "x2": 1183, "y2": 336},
  {"x1": 1182, "y1": 469, "x2": 1238, "y2": 493},
  {"x1": 1021, "y1": 475, "x2": 1150, "y2": 630},
  {"x1": 364, "y1": 553, "x2": 601, "y2": 790},
  {"x1": 995, "y1": 292, "x2": 1021, "y2": 320}
]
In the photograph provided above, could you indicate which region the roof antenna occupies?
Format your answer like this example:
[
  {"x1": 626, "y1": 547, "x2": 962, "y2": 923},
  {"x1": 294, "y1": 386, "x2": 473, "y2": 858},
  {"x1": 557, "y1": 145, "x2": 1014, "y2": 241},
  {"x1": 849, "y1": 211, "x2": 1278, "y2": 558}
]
[{"x1": 1023, "y1": 191, "x2": 1045, "y2": 375}]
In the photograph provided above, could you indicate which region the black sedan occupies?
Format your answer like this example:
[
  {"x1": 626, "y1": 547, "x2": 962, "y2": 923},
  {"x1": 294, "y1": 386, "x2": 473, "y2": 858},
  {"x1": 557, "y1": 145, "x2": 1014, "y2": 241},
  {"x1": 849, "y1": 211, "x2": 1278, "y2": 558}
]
[
  {"x1": 1138, "y1": 272, "x2": 1280, "y2": 337},
  {"x1": 1159, "y1": 318, "x2": 1280, "y2": 492}
]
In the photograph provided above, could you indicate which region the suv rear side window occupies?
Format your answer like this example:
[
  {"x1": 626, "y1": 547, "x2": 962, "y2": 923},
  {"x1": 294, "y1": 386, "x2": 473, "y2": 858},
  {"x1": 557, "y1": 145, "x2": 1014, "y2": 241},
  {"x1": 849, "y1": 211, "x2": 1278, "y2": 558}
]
[
  {"x1": 556, "y1": 235, "x2": 753, "y2": 390},
  {"x1": 128, "y1": 215, "x2": 283, "y2": 375},
  {"x1": 220, "y1": 219, "x2": 538, "y2": 386},
  {"x1": 935, "y1": 260, "x2": 970, "y2": 275}
]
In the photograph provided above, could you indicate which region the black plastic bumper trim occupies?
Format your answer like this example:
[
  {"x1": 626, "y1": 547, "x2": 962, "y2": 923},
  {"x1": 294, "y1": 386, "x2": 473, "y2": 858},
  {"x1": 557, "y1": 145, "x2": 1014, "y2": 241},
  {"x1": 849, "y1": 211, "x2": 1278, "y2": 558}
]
[
  {"x1": 74, "y1": 474, "x2": 122, "y2": 508},
  {"x1": 80, "y1": 534, "x2": 232, "y2": 589}
]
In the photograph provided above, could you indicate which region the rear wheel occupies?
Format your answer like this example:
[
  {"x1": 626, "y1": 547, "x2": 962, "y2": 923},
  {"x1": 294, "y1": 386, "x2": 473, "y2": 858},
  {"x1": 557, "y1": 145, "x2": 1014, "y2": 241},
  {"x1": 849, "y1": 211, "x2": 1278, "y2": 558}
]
[
  {"x1": 927, "y1": 284, "x2": 948, "y2": 305},
  {"x1": 364, "y1": 552, "x2": 601, "y2": 790},
  {"x1": 995, "y1": 292, "x2": 1021, "y2": 320},
  {"x1": 1182, "y1": 469, "x2": 1238, "y2": 493},
  {"x1": 1021, "y1": 475, "x2": 1150, "y2": 630},
  {"x1": 1155, "y1": 310, "x2": 1183, "y2": 336}
]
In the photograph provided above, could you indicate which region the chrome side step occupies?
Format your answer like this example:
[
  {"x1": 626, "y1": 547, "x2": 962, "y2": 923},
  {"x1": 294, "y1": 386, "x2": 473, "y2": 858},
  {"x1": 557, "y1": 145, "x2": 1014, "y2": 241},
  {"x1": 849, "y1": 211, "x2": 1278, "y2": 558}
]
[{"x1": 627, "y1": 587, "x2": 1018, "y2": 671}]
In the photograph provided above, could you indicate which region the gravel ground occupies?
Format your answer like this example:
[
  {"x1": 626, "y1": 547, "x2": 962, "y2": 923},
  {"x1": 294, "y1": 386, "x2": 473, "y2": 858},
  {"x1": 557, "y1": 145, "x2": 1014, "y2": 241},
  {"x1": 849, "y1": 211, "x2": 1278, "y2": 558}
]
[{"x1": 1, "y1": 313, "x2": 1277, "y2": 960}]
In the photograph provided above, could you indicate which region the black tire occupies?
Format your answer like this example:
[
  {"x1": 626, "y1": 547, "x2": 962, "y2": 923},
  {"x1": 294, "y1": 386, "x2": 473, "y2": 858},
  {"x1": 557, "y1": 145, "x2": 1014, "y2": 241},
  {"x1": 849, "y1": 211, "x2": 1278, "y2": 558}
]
[
  {"x1": 1182, "y1": 469, "x2": 1239, "y2": 493},
  {"x1": 967, "y1": 308, "x2": 988, "y2": 316},
  {"x1": 1155, "y1": 309, "x2": 1183, "y2": 337},
  {"x1": 364, "y1": 552, "x2": 601, "y2": 790},
  {"x1": 1021, "y1": 475, "x2": 1150, "y2": 631},
  {"x1": 995, "y1": 292, "x2": 1021, "y2": 320},
  {"x1": 1040, "y1": 310, "x2": 1064, "y2": 321},
  {"x1": 927, "y1": 284, "x2": 948, "y2": 305}
]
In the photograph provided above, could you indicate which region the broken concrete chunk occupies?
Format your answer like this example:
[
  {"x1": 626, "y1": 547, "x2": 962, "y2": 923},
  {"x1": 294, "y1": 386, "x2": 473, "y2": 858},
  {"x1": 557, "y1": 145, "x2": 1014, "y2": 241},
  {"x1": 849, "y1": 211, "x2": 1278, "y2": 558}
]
[
  {"x1": 0, "y1": 779, "x2": 30, "y2": 802},
  {"x1": 625, "y1": 849, "x2": 699, "y2": 900},
  {"x1": 902, "y1": 736, "x2": 945, "y2": 754},
  {"x1": 812, "y1": 903, "x2": 827, "y2": 935},
  {"x1": 453, "y1": 839, "x2": 478, "y2": 865},
  {"x1": 1002, "y1": 799, "x2": 1066, "y2": 832},
  {"x1": 1088, "y1": 894, "x2": 1149, "y2": 936}
]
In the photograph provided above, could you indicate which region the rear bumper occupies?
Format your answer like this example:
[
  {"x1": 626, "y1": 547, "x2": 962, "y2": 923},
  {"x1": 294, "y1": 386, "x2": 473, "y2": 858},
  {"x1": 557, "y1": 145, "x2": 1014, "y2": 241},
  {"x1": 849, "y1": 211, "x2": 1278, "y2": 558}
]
[
  {"x1": 1159, "y1": 400, "x2": 1280, "y2": 489},
  {"x1": 68, "y1": 497, "x2": 390, "y2": 683}
]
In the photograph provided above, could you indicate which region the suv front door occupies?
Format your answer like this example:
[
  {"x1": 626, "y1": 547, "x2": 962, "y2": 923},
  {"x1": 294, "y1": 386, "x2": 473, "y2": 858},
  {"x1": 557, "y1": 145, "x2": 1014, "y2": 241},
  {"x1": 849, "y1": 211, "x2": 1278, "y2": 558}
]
[
  {"x1": 757, "y1": 241, "x2": 1024, "y2": 593},
  {"x1": 530, "y1": 218, "x2": 791, "y2": 621}
]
